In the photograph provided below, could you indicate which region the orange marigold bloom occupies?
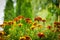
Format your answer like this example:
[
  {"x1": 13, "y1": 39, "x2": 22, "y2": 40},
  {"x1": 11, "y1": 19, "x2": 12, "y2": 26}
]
[
  {"x1": 34, "y1": 16, "x2": 42, "y2": 21},
  {"x1": 18, "y1": 16, "x2": 24, "y2": 19},
  {"x1": 38, "y1": 32, "x2": 45, "y2": 38},
  {"x1": 25, "y1": 18, "x2": 32, "y2": 24},
  {"x1": 8, "y1": 21, "x2": 14, "y2": 25},
  {"x1": 13, "y1": 17, "x2": 19, "y2": 22}
]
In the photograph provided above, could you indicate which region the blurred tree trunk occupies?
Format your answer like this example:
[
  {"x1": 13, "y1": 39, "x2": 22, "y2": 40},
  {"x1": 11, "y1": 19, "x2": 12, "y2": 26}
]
[
  {"x1": 16, "y1": 0, "x2": 33, "y2": 19},
  {"x1": 4, "y1": 0, "x2": 14, "y2": 21}
]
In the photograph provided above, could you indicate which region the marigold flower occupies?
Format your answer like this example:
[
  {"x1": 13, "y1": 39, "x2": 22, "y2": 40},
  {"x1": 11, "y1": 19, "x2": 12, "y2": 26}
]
[
  {"x1": 0, "y1": 31, "x2": 5, "y2": 36},
  {"x1": 57, "y1": 25, "x2": 60, "y2": 28},
  {"x1": 54, "y1": 22, "x2": 60, "y2": 28},
  {"x1": 58, "y1": 22, "x2": 60, "y2": 25},
  {"x1": 13, "y1": 17, "x2": 19, "y2": 22},
  {"x1": 3, "y1": 21, "x2": 8, "y2": 25},
  {"x1": 47, "y1": 25, "x2": 52, "y2": 29},
  {"x1": 8, "y1": 21, "x2": 14, "y2": 25},
  {"x1": 30, "y1": 25, "x2": 35, "y2": 30},
  {"x1": 2, "y1": 22, "x2": 8, "y2": 27},
  {"x1": 20, "y1": 36, "x2": 26, "y2": 40},
  {"x1": 20, "y1": 36, "x2": 31, "y2": 40},
  {"x1": 0, "y1": 24, "x2": 5, "y2": 27},
  {"x1": 34, "y1": 16, "x2": 42, "y2": 21},
  {"x1": 18, "y1": 23, "x2": 23, "y2": 27},
  {"x1": 18, "y1": 16, "x2": 24, "y2": 19},
  {"x1": 54, "y1": 22, "x2": 58, "y2": 25},
  {"x1": 37, "y1": 32, "x2": 45, "y2": 38},
  {"x1": 25, "y1": 18, "x2": 32, "y2": 24},
  {"x1": 32, "y1": 22, "x2": 38, "y2": 26},
  {"x1": 37, "y1": 24, "x2": 42, "y2": 28},
  {"x1": 42, "y1": 19, "x2": 46, "y2": 22},
  {"x1": 56, "y1": 28, "x2": 60, "y2": 32},
  {"x1": 24, "y1": 35, "x2": 32, "y2": 40}
]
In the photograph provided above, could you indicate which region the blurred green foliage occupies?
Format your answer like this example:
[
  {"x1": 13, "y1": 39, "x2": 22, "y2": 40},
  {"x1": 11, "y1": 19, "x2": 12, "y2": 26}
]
[
  {"x1": 4, "y1": 0, "x2": 60, "y2": 21},
  {"x1": 4, "y1": 0, "x2": 15, "y2": 21},
  {"x1": 16, "y1": 0, "x2": 33, "y2": 19}
]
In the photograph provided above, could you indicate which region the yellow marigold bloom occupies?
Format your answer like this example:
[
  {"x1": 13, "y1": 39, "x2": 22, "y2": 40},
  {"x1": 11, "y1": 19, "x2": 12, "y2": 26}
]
[
  {"x1": 32, "y1": 22, "x2": 38, "y2": 26},
  {"x1": 30, "y1": 25, "x2": 36, "y2": 30},
  {"x1": 18, "y1": 23, "x2": 23, "y2": 27},
  {"x1": 20, "y1": 35, "x2": 32, "y2": 40},
  {"x1": 0, "y1": 31, "x2": 5, "y2": 36},
  {"x1": 13, "y1": 23, "x2": 16, "y2": 27},
  {"x1": 1, "y1": 31, "x2": 5, "y2": 35},
  {"x1": 28, "y1": 20, "x2": 32, "y2": 24},
  {"x1": 20, "y1": 36, "x2": 26, "y2": 40},
  {"x1": 37, "y1": 24, "x2": 42, "y2": 28},
  {"x1": 12, "y1": 21, "x2": 16, "y2": 24},
  {"x1": 42, "y1": 18, "x2": 46, "y2": 22},
  {"x1": 13, "y1": 17, "x2": 19, "y2": 22},
  {"x1": 24, "y1": 35, "x2": 32, "y2": 40}
]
